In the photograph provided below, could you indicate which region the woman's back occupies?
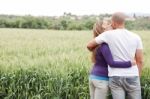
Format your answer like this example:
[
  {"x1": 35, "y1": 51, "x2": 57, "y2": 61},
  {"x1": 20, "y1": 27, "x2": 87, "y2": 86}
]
[{"x1": 90, "y1": 43, "x2": 109, "y2": 77}]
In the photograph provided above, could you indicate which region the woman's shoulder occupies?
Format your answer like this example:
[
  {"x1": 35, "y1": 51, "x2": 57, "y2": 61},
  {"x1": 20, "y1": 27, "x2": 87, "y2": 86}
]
[
  {"x1": 100, "y1": 43, "x2": 109, "y2": 51},
  {"x1": 96, "y1": 43, "x2": 109, "y2": 51},
  {"x1": 101, "y1": 43, "x2": 108, "y2": 47}
]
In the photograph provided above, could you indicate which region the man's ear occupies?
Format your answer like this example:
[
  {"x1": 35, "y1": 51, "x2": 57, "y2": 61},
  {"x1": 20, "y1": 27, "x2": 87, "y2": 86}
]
[{"x1": 111, "y1": 20, "x2": 116, "y2": 28}]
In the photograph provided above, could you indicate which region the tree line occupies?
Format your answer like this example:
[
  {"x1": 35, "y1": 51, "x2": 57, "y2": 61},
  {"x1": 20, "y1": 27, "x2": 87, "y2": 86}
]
[{"x1": 0, "y1": 13, "x2": 150, "y2": 30}]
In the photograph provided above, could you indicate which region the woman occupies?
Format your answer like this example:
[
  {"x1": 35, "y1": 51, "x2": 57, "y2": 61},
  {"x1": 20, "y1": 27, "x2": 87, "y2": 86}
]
[{"x1": 89, "y1": 19, "x2": 135, "y2": 99}]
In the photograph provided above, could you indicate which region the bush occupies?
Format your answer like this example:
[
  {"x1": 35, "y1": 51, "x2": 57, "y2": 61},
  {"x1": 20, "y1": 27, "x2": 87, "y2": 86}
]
[
  {"x1": 0, "y1": 67, "x2": 150, "y2": 99},
  {"x1": 0, "y1": 14, "x2": 149, "y2": 30}
]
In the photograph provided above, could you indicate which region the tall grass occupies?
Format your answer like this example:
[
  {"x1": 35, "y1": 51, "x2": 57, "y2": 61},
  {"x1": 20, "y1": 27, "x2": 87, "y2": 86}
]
[{"x1": 0, "y1": 29, "x2": 149, "y2": 99}]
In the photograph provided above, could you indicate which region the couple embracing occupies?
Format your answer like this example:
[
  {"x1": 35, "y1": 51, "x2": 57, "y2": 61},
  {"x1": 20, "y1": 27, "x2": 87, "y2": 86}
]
[{"x1": 87, "y1": 12, "x2": 143, "y2": 99}]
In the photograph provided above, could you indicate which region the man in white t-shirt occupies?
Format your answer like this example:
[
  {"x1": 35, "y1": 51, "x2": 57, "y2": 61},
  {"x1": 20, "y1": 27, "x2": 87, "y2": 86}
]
[{"x1": 87, "y1": 12, "x2": 143, "y2": 99}]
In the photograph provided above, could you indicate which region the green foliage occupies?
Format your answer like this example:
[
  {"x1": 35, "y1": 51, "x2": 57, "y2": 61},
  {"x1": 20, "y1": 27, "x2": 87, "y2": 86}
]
[
  {"x1": 0, "y1": 29, "x2": 150, "y2": 99},
  {"x1": 0, "y1": 14, "x2": 150, "y2": 30},
  {"x1": 141, "y1": 69, "x2": 150, "y2": 99},
  {"x1": 125, "y1": 18, "x2": 150, "y2": 30},
  {"x1": 0, "y1": 67, "x2": 89, "y2": 99}
]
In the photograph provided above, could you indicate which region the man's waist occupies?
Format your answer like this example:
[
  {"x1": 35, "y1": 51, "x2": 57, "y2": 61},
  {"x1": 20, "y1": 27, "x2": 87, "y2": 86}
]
[{"x1": 108, "y1": 66, "x2": 139, "y2": 77}]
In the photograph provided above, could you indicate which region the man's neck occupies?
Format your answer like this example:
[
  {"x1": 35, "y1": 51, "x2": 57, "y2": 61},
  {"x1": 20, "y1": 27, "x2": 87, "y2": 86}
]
[{"x1": 116, "y1": 25, "x2": 124, "y2": 29}]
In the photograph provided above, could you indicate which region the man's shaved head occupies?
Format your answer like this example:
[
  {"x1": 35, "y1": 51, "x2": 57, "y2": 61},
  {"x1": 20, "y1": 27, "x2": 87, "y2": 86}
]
[
  {"x1": 112, "y1": 12, "x2": 127, "y2": 25},
  {"x1": 111, "y1": 12, "x2": 128, "y2": 29}
]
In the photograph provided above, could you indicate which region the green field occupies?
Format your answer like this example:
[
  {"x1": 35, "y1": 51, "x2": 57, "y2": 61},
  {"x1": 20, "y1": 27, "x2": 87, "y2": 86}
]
[{"x1": 0, "y1": 29, "x2": 150, "y2": 99}]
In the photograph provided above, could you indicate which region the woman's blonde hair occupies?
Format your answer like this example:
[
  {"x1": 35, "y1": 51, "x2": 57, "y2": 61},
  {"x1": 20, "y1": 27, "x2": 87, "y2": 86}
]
[
  {"x1": 93, "y1": 21, "x2": 104, "y2": 38},
  {"x1": 102, "y1": 18, "x2": 112, "y2": 30},
  {"x1": 92, "y1": 20, "x2": 104, "y2": 63},
  {"x1": 91, "y1": 19, "x2": 111, "y2": 63}
]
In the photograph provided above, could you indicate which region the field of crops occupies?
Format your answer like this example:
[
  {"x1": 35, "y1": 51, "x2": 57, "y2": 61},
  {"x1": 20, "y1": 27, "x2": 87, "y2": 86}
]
[{"x1": 0, "y1": 28, "x2": 150, "y2": 99}]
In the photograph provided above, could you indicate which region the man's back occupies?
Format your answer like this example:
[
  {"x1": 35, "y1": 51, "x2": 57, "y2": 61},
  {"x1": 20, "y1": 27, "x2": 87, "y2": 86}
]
[{"x1": 95, "y1": 29, "x2": 143, "y2": 76}]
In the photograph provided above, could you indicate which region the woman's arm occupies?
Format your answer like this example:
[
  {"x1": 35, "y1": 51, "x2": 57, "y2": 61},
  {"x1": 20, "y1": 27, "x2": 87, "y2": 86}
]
[{"x1": 100, "y1": 43, "x2": 132, "y2": 68}]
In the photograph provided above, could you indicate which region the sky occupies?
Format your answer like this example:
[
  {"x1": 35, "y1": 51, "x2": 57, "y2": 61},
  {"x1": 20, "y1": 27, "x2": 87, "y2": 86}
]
[{"x1": 0, "y1": 0, "x2": 149, "y2": 16}]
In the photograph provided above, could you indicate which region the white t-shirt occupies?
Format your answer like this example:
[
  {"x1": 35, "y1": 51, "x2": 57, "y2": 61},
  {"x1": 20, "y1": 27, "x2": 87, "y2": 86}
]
[{"x1": 95, "y1": 29, "x2": 143, "y2": 77}]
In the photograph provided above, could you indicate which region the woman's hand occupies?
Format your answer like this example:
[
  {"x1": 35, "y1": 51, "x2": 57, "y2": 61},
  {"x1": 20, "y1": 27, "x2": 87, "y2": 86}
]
[{"x1": 131, "y1": 60, "x2": 136, "y2": 66}]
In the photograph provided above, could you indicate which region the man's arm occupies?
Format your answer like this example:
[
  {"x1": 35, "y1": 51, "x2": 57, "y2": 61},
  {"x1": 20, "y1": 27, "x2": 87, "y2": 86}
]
[
  {"x1": 135, "y1": 49, "x2": 144, "y2": 76},
  {"x1": 87, "y1": 39, "x2": 98, "y2": 51},
  {"x1": 87, "y1": 32, "x2": 107, "y2": 51}
]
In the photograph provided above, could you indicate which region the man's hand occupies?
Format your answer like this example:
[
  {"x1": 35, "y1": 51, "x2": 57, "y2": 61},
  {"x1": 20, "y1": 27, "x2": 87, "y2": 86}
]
[
  {"x1": 87, "y1": 39, "x2": 98, "y2": 51},
  {"x1": 135, "y1": 49, "x2": 144, "y2": 76}
]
